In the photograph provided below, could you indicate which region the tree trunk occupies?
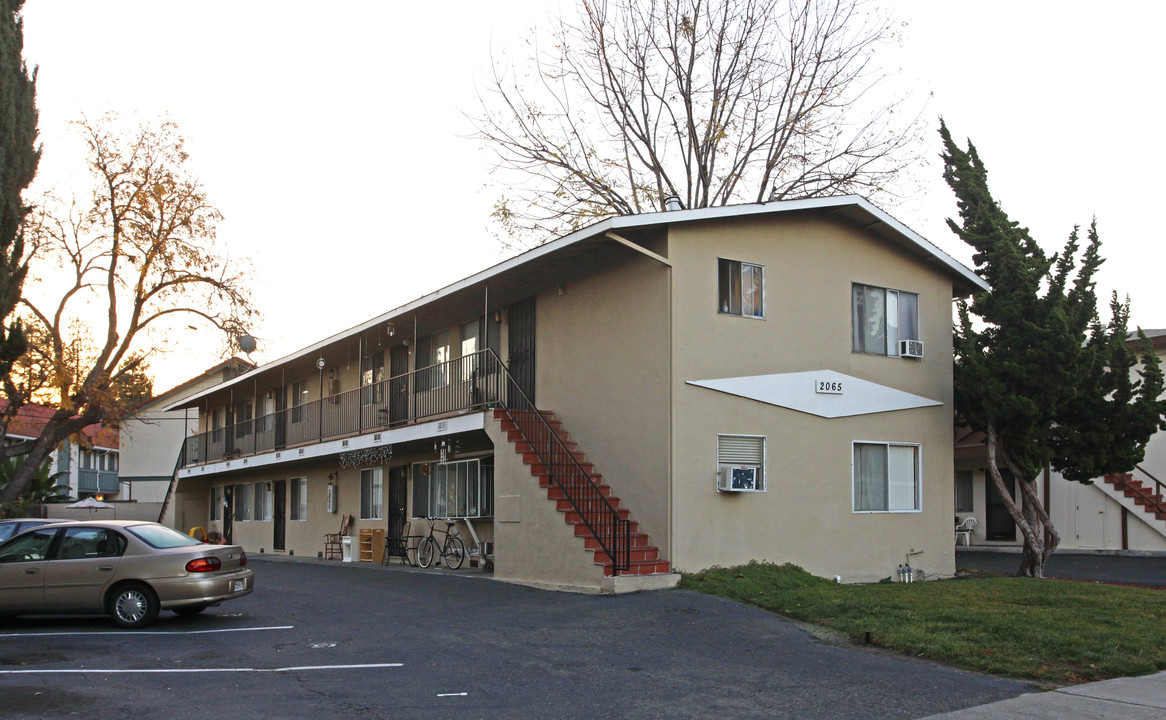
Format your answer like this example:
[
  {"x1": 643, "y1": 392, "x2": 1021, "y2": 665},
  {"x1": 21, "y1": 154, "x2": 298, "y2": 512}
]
[{"x1": 985, "y1": 421, "x2": 1060, "y2": 578}]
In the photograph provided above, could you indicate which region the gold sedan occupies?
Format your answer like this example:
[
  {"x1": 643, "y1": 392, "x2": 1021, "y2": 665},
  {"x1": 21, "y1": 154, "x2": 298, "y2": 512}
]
[{"x1": 0, "y1": 520, "x2": 253, "y2": 629}]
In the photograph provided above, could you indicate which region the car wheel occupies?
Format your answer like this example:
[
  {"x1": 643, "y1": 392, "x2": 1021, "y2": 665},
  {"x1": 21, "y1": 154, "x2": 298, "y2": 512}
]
[
  {"x1": 108, "y1": 582, "x2": 160, "y2": 629},
  {"x1": 173, "y1": 604, "x2": 209, "y2": 617}
]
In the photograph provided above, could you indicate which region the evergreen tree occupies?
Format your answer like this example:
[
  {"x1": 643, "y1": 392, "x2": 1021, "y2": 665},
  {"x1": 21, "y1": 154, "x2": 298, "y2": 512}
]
[
  {"x1": 0, "y1": 0, "x2": 38, "y2": 389},
  {"x1": 941, "y1": 119, "x2": 1165, "y2": 577}
]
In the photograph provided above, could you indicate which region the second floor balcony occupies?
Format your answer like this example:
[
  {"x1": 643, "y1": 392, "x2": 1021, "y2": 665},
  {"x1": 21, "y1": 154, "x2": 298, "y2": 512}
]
[
  {"x1": 78, "y1": 469, "x2": 120, "y2": 494},
  {"x1": 181, "y1": 350, "x2": 512, "y2": 469}
]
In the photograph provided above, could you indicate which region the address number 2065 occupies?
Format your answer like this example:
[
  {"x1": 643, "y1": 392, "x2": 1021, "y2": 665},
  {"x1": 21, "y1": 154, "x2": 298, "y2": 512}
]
[{"x1": 816, "y1": 380, "x2": 843, "y2": 394}]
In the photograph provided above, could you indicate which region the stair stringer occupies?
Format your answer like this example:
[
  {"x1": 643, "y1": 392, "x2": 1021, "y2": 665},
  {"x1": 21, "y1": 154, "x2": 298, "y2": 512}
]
[
  {"x1": 485, "y1": 420, "x2": 610, "y2": 593},
  {"x1": 1098, "y1": 474, "x2": 1166, "y2": 542}
]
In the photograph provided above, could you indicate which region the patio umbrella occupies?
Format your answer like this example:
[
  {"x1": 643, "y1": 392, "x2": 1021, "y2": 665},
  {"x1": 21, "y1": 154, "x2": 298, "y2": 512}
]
[{"x1": 65, "y1": 497, "x2": 116, "y2": 516}]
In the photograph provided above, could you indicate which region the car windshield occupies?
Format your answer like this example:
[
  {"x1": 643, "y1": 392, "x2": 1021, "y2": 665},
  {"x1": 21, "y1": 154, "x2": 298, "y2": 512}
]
[{"x1": 128, "y1": 524, "x2": 204, "y2": 549}]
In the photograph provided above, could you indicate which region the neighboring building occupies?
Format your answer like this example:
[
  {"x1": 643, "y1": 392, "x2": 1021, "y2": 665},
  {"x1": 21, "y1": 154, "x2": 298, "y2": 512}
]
[
  {"x1": 954, "y1": 330, "x2": 1166, "y2": 553},
  {"x1": 118, "y1": 359, "x2": 253, "y2": 503},
  {"x1": 164, "y1": 196, "x2": 986, "y2": 592},
  {"x1": 1, "y1": 400, "x2": 119, "y2": 499}
]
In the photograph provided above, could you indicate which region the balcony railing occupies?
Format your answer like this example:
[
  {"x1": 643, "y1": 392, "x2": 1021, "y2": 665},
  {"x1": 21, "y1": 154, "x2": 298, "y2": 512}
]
[
  {"x1": 182, "y1": 350, "x2": 506, "y2": 469},
  {"x1": 78, "y1": 469, "x2": 120, "y2": 494}
]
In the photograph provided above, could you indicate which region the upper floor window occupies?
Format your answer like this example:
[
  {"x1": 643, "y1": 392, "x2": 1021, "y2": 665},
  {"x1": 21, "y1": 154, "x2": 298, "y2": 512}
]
[
  {"x1": 718, "y1": 258, "x2": 764, "y2": 318},
  {"x1": 852, "y1": 284, "x2": 919, "y2": 356},
  {"x1": 290, "y1": 380, "x2": 309, "y2": 424},
  {"x1": 361, "y1": 351, "x2": 385, "y2": 406},
  {"x1": 416, "y1": 329, "x2": 451, "y2": 391}
]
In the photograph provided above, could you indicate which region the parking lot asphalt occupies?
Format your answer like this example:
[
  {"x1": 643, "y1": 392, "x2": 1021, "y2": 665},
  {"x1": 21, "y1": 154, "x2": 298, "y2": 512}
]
[
  {"x1": 0, "y1": 556, "x2": 1030, "y2": 719},
  {"x1": 956, "y1": 548, "x2": 1166, "y2": 588}
]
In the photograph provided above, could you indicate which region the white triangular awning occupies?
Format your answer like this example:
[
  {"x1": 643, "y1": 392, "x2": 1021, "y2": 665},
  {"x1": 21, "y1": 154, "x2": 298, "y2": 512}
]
[{"x1": 687, "y1": 370, "x2": 943, "y2": 419}]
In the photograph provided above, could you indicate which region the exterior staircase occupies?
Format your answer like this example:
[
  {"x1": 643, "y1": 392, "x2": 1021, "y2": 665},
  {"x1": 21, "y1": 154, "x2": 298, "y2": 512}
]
[
  {"x1": 1104, "y1": 471, "x2": 1166, "y2": 524},
  {"x1": 494, "y1": 409, "x2": 671, "y2": 577}
]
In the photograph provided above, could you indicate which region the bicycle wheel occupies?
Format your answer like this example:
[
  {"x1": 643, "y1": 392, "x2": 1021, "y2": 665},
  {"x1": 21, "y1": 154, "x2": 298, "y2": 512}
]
[
  {"x1": 417, "y1": 536, "x2": 437, "y2": 568},
  {"x1": 443, "y1": 536, "x2": 466, "y2": 570}
]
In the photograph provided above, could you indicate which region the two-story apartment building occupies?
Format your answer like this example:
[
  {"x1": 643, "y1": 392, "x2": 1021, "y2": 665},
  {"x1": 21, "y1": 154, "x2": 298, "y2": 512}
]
[
  {"x1": 1, "y1": 400, "x2": 119, "y2": 500},
  {"x1": 955, "y1": 329, "x2": 1166, "y2": 553},
  {"x1": 163, "y1": 196, "x2": 987, "y2": 592}
]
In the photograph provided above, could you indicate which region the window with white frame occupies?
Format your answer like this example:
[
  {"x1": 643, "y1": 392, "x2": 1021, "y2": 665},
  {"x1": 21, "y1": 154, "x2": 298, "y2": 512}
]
[
  {"x1": 460, "y1": 319, "x2": 480, "y2": 381},
  {"x1": 290, "y1": 478, "x2": 308, "y2": 521},
  {"x1": 360, "y1": 468, "x2": 383, "y2": 520},
  {"x1": 361, "y1": 351, "x2": 385, "y2": 406},
  {"x1": 235, "y1": 401, "x2": 254, "y2": 438},
  {"x1": 717, "y1": 434, "x2": 766, "y2": 491},
  {"x1": 852, "y1": 284, "x2": 920, "y2": 356},
  {"x1": 416, "y1": 329, "x2": 451, "y2": 391},
  {"x1": 254, "y1": 481, "x2": 272, "y2": 521},
  {"x1": 718, "y1": 258, "x2": 764, "y2": 318},
  {"x1": 210, "y1": 486, "x2": 223, "y2": 522},
  {"x1": 233, "y1": 483, "x2": 252, "y2": 521},
  {"x1": 290, "y1": 380, "x2": 308, "y2": 424},
  {"x1": 412, "y1": 458, "x2": 493, "y2": 518},
  {"x1": 853, "y1": 442, "x2": 920, "y2": 512}
]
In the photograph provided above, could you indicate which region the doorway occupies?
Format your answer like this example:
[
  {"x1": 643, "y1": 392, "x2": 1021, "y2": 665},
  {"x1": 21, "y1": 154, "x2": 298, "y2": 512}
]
[
  {"x1": 223, "y1": 485, "x2": 234, "y2": 544},
  {"x1": 387, "y1": 466, "x2": 408, "y2": 554},
  {"x1": 273, "y1": 479, "x2": 286, "y2": 551},
  {"x1": 985, "y1": 470, "x2": 1017, "y2": 541},
  {"x1": 507, "y1": 296, "x2": 536, "y2": 404}
]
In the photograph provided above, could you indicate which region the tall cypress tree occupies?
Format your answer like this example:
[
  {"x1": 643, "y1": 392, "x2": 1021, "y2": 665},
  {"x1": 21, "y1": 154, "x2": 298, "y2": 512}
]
[
  {"x1": 941, "y1": 119, "x2": 1165, "y2": 577},
  {"x1": 0, "y1": 0, "x2": 38, "y2": 383}
]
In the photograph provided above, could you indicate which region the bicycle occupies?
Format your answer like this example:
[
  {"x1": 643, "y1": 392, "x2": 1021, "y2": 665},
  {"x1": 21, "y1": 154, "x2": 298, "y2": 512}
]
[{"x1": 416, "y1": 516, "x2": 467, "y2": 570}]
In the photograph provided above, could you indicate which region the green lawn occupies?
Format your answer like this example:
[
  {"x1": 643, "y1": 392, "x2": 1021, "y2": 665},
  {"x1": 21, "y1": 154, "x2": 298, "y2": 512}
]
[{"x1": 679, "y1": 562, "x2": 1166, "y2": 685}]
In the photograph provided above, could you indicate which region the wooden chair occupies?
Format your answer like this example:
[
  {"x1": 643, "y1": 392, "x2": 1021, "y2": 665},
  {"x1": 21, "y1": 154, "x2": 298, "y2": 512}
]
[{"x1": 324, "y1": 513, "x2": 352, "y2": 560}]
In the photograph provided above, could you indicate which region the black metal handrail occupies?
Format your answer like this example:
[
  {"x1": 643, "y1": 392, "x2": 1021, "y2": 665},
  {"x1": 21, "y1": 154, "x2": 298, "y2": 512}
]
[
  {"x1": 177, "y1": 348, "x2": 631, "y2": 574},
  {"x1": 482, "y1": 349, "x2": 631, "y2": 575},
  {"x1": 1109, "y1": 467, "x2": 1166, "y2": 516},
  {"x1": 181, "y1": 351, "x2": 501, "y2": 468}
]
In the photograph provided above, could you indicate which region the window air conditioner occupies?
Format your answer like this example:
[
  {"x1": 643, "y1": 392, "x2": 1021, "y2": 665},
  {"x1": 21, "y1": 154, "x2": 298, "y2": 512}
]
[
  {"x1": 718, "y1": 464, "x2": 758, "y2": 492},
  {"x1": 899, "y1": 339, "x2": 924, "y2": 359},
  {"x1": 326, "y1": 483, "x2": 337, "y2": 513}
]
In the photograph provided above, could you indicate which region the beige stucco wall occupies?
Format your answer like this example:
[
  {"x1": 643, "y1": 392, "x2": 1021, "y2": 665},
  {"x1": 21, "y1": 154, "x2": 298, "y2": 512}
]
[
  {"x1": 486, "y1": 420, "x2": 607, "y2": 591},
  {"x1": 535, "y1": 249, "x2": 673, "y2": 558},
  {"x1": 667, "y1": 214, "x2": 958, "y2": 582}
]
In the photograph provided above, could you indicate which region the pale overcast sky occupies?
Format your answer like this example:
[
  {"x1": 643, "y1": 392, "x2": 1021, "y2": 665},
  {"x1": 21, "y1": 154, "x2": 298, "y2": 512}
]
[{"x1": 20, "y1": 1, "x2": 1165, "y2": 392}]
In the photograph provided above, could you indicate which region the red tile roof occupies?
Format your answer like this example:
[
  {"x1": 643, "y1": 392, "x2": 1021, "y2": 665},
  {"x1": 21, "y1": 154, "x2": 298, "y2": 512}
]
[{"x1": 0, "y1": 399, "x2": 119, "y2": 449}]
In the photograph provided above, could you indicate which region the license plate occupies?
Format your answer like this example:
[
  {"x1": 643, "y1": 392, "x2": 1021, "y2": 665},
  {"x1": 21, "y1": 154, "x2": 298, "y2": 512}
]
[{"x1": 232, "y1": 579, "x2": 245, "y2": 592}]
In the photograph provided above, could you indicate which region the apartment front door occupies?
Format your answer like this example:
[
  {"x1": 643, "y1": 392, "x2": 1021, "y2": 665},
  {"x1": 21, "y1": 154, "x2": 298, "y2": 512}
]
[
  {"x1": 273, "y1": 479, "x2": 286, "y2": 551},
  {"x1": 985, "y1": 471, "x2": 1017, "y2": 541},
  {"x1": 223, "y1": 485, "x2": 234, "y2": 544},
  {"x1": 508, "y1": 296, "x2": 536, "y2": 404},
  {"x1": 387, "y1": 466, "x2": 408, "y2": 549},
  {"x1": 389, "y1": 344, "x2": 409, "y2": 425}
]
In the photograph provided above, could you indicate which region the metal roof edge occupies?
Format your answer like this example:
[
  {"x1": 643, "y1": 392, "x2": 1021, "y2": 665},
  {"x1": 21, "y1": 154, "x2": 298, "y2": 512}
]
[{"x1": 169, "y1": 196, "x2": 985, "y2": 409}]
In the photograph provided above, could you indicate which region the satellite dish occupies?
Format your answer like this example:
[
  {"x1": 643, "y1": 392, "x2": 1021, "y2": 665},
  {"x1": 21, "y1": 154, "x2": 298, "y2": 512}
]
[{"x1": 237, "y1": 334, "x2": 258, "y2": 355}]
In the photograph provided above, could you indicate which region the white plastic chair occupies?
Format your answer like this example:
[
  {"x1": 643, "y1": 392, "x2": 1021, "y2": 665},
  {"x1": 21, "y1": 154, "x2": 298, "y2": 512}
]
[{"x1": 955, "y1": 516, "x2": 977, "y2": 546}]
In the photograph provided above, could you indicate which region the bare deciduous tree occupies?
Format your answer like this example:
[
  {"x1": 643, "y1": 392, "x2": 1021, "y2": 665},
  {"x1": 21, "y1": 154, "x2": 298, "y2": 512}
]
[
  {"x1": 0, "y1": 114, "x2": 258, "y2": 506},
  {"x1": 474, "y1": 0, "x2": 922, "y2": 246}
]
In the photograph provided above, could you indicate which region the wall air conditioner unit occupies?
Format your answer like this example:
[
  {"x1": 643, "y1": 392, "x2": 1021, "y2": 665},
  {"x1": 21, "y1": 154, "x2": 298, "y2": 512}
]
[
  {"x1": 899, "y1": 339, "x2": 924, "y2": 359},
  {"x1": 326, "y1": 483, "x2": 337, "y2": 513},
  {"x1": 718, "y1": 464, "x2": 758, "y2": 492}
]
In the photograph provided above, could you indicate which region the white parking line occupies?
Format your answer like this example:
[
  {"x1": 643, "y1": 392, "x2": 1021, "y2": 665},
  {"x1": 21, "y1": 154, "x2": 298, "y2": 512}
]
[
  {"x1": 0, "y1": 625, "x2": 294, "y2": 638},
  {"x1": 437, "y1": 692, "x2": 469, "y2": 697},
  {"x1": 0, "y1": 663, "x2": 403, "y2": 675}
]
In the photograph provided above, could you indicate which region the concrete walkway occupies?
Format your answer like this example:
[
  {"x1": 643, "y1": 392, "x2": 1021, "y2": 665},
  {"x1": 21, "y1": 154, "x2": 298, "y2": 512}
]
[{"x1": 922, "y1": 671, "x2": 1166, "y2": 719}]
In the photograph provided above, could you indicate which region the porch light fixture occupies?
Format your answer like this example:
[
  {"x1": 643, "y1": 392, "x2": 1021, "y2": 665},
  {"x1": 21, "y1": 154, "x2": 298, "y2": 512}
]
[
  {"x1": 386, "y1": 322, "x2": 395, "y2": 337},
  {"x1": 315, "y1": 358, "x2": 326, "y2": 370},
  {"x1": 434, "y1": 438, "x2": 460, "y2": 463}
]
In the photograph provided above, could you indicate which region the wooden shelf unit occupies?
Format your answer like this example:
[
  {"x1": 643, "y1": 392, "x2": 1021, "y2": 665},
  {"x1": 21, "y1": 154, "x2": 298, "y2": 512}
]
[{"x1": 359, "y1": 528, "x2": 385, "y2": 563}]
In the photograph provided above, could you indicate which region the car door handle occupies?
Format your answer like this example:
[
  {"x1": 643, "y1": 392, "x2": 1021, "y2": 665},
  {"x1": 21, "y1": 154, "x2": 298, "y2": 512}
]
[
  {"x1": 97, "y1": 565, "x2": 114, "y2": 571},
  {"x1": 24, "y1": 568, "x2": 39, "y2": 575}
]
